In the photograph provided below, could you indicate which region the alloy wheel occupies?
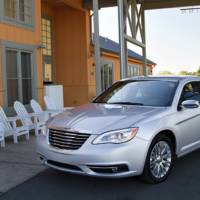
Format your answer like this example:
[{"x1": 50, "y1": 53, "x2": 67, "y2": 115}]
[{"x1": 150, "y1": 141, "x2": 172, "y2": 179}]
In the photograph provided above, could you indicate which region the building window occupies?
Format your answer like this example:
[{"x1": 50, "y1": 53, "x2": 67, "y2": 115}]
[
  {"x1": 5, "y1": 49, "x2": 33, "y2": 107},
  {"x1": 101, "y1": 60, "x2": 113, "y2": 91},
  {"x1": 19, "y1": 0, "x2": 32, "y2": 24},
  {"x1": 147, "y1": 66, "x2": 152, "y2": 75},
  {"x1": 4, "y1": 0, "x2": 17, "y2": 19},
  {"x1": 127, "y1": 63, "x2": 142, "y2": 77},
  {"x1": 42, "y1": 18, "x2": 52, "y2": 56},
  {"x1": 3, "y1": 0, "x2": 33, "y2": 27},
  {"x1": 42, "y1": 18, "x2": 53, "y2": 83}
]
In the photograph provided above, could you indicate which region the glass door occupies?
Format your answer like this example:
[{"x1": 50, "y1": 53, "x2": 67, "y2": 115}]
[
  {"x1": 5, "y1": 49, "x2": 32, "y2": 108},
  {"x1": 6, "y1": 49, "x2": 19, "y2": 107},
  {"x1": 21, "y1": 52, "x2": 32, "y2": 104}
]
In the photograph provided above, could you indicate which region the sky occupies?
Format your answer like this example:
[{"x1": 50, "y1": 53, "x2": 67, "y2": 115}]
[{"x1": 98, "y1": 6, "x2": 200, "y2": 75}]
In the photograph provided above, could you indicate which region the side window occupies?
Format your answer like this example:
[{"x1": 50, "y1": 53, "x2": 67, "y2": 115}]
[{"x1": 180, "y1": 82, "x2": 200, "y2": 104}]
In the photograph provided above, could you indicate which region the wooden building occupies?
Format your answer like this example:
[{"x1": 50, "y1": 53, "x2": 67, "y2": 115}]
[{"x1": 0, "y1": 0, "x2": 155, "y2": 112}]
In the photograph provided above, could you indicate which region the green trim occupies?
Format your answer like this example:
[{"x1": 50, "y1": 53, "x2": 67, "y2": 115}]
[
  {"x1": 0, "y1": 0, "x2": 35, "y2": 31},
  {"x1": 1, "y1": 41, "x2": 38, "y2": 110}
]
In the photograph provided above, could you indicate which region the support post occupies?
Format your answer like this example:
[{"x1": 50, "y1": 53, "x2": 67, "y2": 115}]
[
  {"x1": 141, "y1": 7, "x2": 147, "y2": 76},
  {"x1": 118, "y1": 0, "x2": 127, "y2": 79},
  {"x1": 131, "y1": 0, "x2": 136, "y2": 38},
  {"x1": 93, "y1": 0, "x2": 101, "y2": 95}
]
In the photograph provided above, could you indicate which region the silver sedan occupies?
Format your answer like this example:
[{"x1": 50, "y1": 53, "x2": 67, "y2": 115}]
[{"x1": 37, "y1": 76, "x2": 200, "y2": 183}]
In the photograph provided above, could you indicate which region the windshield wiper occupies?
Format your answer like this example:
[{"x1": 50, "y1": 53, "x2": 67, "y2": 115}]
[{"x1": 108, "y1": 102, "x2": 144, "y2": 106}]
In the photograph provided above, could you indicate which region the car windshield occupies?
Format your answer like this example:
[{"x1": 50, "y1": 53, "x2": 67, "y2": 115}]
[{"x1": 93, "y1": 80, "x2": 178, "y2": 107}]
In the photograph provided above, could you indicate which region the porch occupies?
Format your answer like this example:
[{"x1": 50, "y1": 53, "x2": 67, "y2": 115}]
[{"x1": 41, "y1": 0, "x2": 92, "y2": 107}]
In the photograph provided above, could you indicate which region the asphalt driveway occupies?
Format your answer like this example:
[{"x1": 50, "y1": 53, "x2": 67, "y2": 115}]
[{"x1": 1, "y1": 148, "x2": 200, "y2": 200}]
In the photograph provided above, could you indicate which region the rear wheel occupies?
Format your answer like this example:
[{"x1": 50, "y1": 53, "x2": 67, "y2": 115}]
[{"x1": 142, "y1": 135, "x2": 175, "y2": 184}]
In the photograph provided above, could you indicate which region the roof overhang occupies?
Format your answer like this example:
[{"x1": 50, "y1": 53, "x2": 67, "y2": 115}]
[
  {"x1": 142, "y1": 0, "x2": 200, "y2": 10},
  {"x1": 83, "y1": 0, "x2": 117, "y2": 9},
  {"x1": 83, "y1": 0, "x2": 200, "y2": 10}
]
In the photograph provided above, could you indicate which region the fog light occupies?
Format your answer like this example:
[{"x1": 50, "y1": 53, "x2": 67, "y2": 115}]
[
  {"x1": 89, "y1": 164, "x2": 129, "y2": 174},
  {"x1": 111, "y1": 167, "x2": 118, "y2": 173}
]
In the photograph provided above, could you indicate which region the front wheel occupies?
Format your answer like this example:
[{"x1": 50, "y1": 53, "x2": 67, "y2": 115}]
[{"x1": 142, "y1": 135, "x2": 175, "y2": 184}]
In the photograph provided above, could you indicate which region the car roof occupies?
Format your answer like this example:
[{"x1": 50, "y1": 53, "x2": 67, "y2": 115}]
[{"x1": 123, "y1": 75, "x2": 200, "y2": 82}]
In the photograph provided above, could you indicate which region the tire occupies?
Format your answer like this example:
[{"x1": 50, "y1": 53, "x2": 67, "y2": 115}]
[{"x1": 141, "y1": 134, "x2": 175, "y2": 184}]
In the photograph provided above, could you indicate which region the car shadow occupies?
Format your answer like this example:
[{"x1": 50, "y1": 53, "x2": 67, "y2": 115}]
[{"x1": 1, "y1": 149, "x2": 200, "y2": 200}]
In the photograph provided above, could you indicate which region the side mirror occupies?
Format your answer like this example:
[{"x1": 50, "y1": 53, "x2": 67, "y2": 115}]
[{"x1": 182, "y1": 100, "x2": 200, "y2": 109}]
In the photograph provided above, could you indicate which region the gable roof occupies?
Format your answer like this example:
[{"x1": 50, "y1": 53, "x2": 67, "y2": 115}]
[{"x1": 94, "y1": 35, "x2": 156, "y2": 66}]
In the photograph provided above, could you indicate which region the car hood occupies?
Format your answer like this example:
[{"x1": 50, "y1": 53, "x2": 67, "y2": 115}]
[{"x1": 48, "y1": 103, "x2": 166, "y2": 135}]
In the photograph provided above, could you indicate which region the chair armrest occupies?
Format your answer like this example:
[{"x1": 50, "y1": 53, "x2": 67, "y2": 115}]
[
  {"x1": 7, "y1": 116, "x2": 20, "y2": 123},
  {"x1": 46, "y1": 109, "x2": 62, "y2": 115},
  {"x1": 46, "y1": 109, "x2": 61, "y2": 113},
  {"x1": 42, "y1": 110, "x2": 51, "y2": 115},
  {"x1": 18, "y1": 115, "x2": 32, "y2": 120},
  {"x1": 35, "y1": 112, "x2": 49, "y2": 118},
  {"x1": 17, "y1": 115, "x2": 34, "y2": 125},
  {"x1": 28, "y1": 113, "x2": 41, "y2": 124},
  {"x1": 28, "y1": 113, "x2": 41, "y2": 117},
  {"x1": 45, "y1": 109, "x2": 63, "y2": 118},
  {"x1": 7, "y1": 116, "x2": 20, "y2": 129},
  {"x1": 64, "y1": 107, "x2": 74, "y2": 111}
]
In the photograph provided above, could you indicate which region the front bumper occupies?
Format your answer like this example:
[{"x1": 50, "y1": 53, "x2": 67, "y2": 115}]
[{"x1": 36, "y1": 134, "x2": 149, "y2": 178}]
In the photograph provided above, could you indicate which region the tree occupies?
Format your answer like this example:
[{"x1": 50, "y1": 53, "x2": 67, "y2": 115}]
[
  {"x1": 158, "y1": 71, "x2": 173, "y2": 75},
  {"x1": 195, "y1": 66, "x2": 200, "y2": 76},
  {"x1": 179, "y1": 70, "x2": 192, "y2": 75}
]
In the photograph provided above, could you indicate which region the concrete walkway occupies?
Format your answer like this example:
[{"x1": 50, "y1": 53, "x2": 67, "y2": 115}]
[{"x1": 0, "y1": 135, "x2": 45, "y2": 193}]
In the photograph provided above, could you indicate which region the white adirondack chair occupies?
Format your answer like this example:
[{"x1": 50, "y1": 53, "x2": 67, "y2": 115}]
[
  {"x1": 14, "y1": 101, "x2": 45, "y2": 136},
  {"x1": 0, "y1": 106, "x2": 29, "y2": 144},
  {"x1": 0, "y1": 122, "x2": 5, "y2": 147},
  {"x1": 30, "y1": 99, "x2": 49, "y2": 122},
  {"x1": 44, "y1": 96, "x2": 73, "y2": 116}
]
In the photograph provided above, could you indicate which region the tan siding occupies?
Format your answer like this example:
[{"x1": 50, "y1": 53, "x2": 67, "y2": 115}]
[
  {"x1": 87, "y1": 50, "x2": 154, "y2": 100},
  {"x1": 0, "y1": 44, "x2": 3, "y2": 105},
  {"x1": 63, "y1": 0, "x2": 83, "y2": 10},
  {"x1": 0, "y1": 0, "x2": 154, "y2": 108},
  {"x1": 0, "y1": 0, "x2": 43, "y2": 106},
  {"x1": 41, "y1": 2, "x2": 91, "y2": 106}
]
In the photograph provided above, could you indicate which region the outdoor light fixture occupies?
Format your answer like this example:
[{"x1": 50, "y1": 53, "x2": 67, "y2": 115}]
[{"x1": 37, "y1": 44, "x2": 46, "y2": 49}]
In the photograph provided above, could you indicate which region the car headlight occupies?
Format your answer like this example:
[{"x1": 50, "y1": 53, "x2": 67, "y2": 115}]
[{"x1": 92, "y1": 128, "x2": 138, "y2": 145}]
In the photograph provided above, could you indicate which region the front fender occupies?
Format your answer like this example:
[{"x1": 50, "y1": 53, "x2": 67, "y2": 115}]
[{"x1": 136, "y1": 116, "x2": 180, "y2": 154}]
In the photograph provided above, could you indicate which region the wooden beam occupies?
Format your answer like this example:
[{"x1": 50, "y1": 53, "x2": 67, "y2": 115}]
[
  {"x1": 83, "y1": 0, "x2": 117, "y2": 9},
  {"x1": 143, "y1": 0, "x2": 200, "y2": 10},
  {"x1": 83, "y1": 0, "x2": 200, "y2": 10}
]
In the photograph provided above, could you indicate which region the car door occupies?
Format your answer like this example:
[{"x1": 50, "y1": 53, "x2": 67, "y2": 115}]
[{"x1": 176, "y1": 81, "x2": 200, "y2": 153}]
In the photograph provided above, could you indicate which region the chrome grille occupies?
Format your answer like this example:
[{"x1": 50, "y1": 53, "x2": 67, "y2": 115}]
[{"x1": 49, "y1": 129, "x2": 90, "y2": 150}]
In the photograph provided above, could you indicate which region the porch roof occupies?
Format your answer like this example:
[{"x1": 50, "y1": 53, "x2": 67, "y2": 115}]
[
  {"x1": 83, "y1": 0, "x2": 200, "y2": 10},
  {"x1": 95, "y1": 36, "x2": 156, "y2": 65}
]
